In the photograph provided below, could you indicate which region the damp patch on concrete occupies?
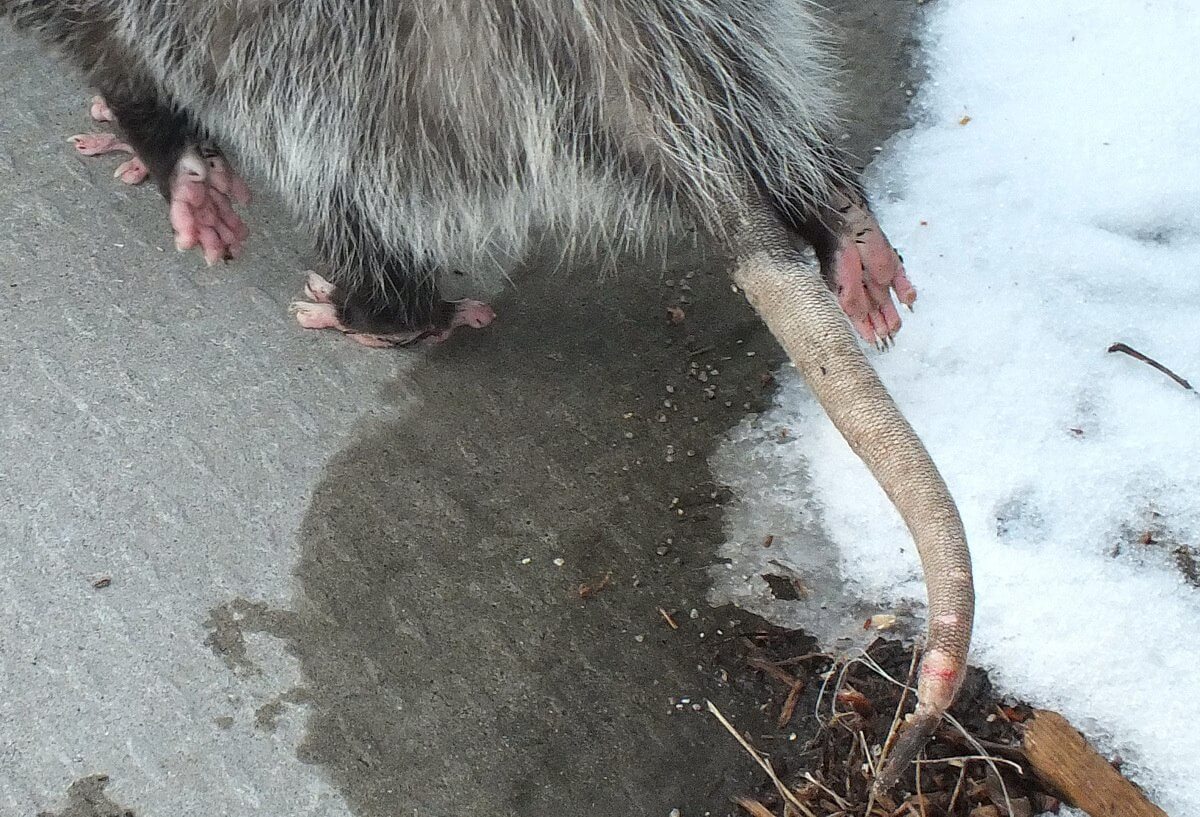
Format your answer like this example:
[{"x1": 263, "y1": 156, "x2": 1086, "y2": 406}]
[
  {"x1": 38, "y1": 775, "x2": 135, "y2": 817},
  {"x1": 202, "y1": 599, "x2": 301, "y2": 675},
  {"x1": 255, "y1": 688, "x2": 316, "y2": 732}
]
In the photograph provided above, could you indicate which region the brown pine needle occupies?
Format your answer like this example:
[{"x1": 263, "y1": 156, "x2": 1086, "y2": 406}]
[
  {"x1": 777, "y1": 681, "x2": 805, "y2": 729},
  {"x1": 735, "y1": 796, "x2": 779, "y2": 817}
]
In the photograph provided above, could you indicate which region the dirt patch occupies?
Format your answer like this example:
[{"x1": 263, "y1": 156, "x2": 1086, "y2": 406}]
[{"x1": 711, "y1": 626, "x2": 1160, "y2": 817}]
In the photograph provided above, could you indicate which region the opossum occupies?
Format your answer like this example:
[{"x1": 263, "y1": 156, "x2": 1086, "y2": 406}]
[{"x1": 3, "y1": 0, "x2": 975, "y2": 789}]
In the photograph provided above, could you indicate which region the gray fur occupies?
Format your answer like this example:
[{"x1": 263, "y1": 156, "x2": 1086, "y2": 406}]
[{"x1": 5, "y1": 0, "x2": 853, "y2": 296}]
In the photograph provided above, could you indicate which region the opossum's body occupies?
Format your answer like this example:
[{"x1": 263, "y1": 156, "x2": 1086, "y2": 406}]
[
  {"x1": 7, "y1": 0, "x2": 872, "y2": 335},
  {"x1": 2, "y1": 0, "x2": 974, "y2": 789}
]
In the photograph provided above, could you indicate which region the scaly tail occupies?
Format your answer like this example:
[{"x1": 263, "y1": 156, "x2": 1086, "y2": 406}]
[{"x1": 722, "y1": 185, "x2": 975, "y2": 793}]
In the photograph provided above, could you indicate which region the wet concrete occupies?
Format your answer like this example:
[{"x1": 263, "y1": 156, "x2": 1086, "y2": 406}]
[
  {"x1": 237, "y1": 4, "x2": 930, "y2": 816},
  {"x1": 38, "y1": 776, "x2": 134, "y2": 817}
]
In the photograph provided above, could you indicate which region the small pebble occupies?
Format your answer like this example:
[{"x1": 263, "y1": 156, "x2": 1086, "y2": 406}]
[
  {"x1": 553, "y1": 558, "x2": 565, "y2": 567},
  {"x1": 634, "y1": 634, "x2": 645, "y2": 643}
]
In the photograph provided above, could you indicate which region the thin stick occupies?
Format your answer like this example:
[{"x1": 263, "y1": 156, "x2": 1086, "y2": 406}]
[
  {"x1": 875, "y1": 646, "x2": 922, "y2": 785},
  {"x1": 1108, "y1": 342, "x2": 1194, "y2": 391},
  {"x1": 707, "y1": 700, "x2": 818, "y2": 817},
  {"x1": 946, "y1": 763, "x2": 968, "y2": 816},
  {"x1": 859, "y1": 730, "x2": 877, "y2": 777},
  {"x1": 778, "y1": 680, "x2": 805, "y2": 729},
  {"x1": 803, "y1": 772, "x2": 851, "y2": 811},
  {"x1": 911, "y1": 755, "x2": 1024, "y2": 773},
  {"x1": 915, "y1": 754, "x2": 928, "y2": 817},
  {"x1": 943, "y1": 712, "x2": 1016, "y2": 817}
]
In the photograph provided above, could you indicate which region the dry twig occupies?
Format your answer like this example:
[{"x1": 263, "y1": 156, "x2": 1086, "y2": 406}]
[
  {"x1": 1108, "y1": 342, "x2": 1194, "y2": 391},
  {"x1": 707, "y1": 700, "x2": 818, "y2": 817}
]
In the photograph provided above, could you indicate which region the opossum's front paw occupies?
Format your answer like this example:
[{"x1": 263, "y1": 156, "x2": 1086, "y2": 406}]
[
  {"x1": 169, "y1": 148, "x2": 251, "y2": 266},
  {"x1": 71, "y1": 97, "x2": 149, "y2": 186},
  {"x1": 290, "y1": 271, "x2": 495, "y2": 348},
  {"x1": 69, "y1": 132, "x2": 150, "y2": 185},
  {"x1": 832, "y1": 195, "x2": 916, "y2": 349}
]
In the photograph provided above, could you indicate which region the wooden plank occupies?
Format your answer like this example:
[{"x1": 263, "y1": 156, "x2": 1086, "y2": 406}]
[{"x1": 1022, "y1": 710, "x2": 1168, "y2": 817}]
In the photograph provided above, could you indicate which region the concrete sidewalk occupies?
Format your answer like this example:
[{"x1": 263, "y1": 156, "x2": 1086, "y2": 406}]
[{"x1": 0, "y1": 4, "x2": 923, "y2": 816}]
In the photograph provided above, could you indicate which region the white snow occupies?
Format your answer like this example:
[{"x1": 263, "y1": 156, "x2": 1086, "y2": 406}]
[{"x1": 713, "y1": 1, "x2": 1200, "y2": 814}]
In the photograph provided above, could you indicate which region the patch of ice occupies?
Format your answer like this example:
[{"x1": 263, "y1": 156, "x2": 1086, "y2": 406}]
[{"x1": 712, "y1": 1, "x2": 1200, "y2": 813}]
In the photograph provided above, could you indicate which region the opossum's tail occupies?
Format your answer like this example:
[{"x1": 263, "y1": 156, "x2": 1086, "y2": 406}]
[
  {"x1": 627, "y1": 2, "x2": 976, "y2": 785},
  {"x1": 721, "y1": 186, "x2": 975, "y2": 792}
]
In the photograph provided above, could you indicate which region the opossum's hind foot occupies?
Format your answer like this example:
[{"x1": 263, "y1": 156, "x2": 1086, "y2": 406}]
[
  {"x1": 72, "y1": 95, "x2": 251, "y2": 264},
  {"x1": 290, "y1": 272, "x2": 494, "y2": 348},
  {"x1": 170, "y1": 147, "x2": 251, "y2": 266},
  {"x1": 833, "y1": 194, "x2": 916, "y2": 349}
]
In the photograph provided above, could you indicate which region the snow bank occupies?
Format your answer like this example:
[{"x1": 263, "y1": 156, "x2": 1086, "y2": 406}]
[{"x1": 713, "y1": 2, "x2": 1200, "y2": 813}]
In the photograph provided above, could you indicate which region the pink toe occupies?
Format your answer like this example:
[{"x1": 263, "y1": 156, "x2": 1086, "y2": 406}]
[
  {"x1": 70, "y1": 133, "x2": 131, "y2": 157},
  {"x1": 205, "y1": 157, "x2": 252, "y2": 206},
  {"x1": 893, "y1": 271, "x2": 917, "y2": 307},
  {"x1": 879, "y1": 299, "x2": 902, "y2": 336},
  {"x1": 451, "y1": 300, "x2": 495, "y2": 329},
  {"x1": 852, "y1": 316, "x2": 876, "y2": 343},
  {"x1": 198, "y1": 226, "x2": 224, "y2": 266},
  {"x1": 170, "y1": 199, "x2": 198, "y2": 250},
  {"x1": 304, "y1": 272, "x2": 339, "y2": 304},
  {"x1": 292, "y1": 302, "x2": 345, "y2": 331},
  {"x1": 213, "y1": 219, "x2": 239, "y2": 252},
  {"x1": 211, "y1": 194, "x2": 249, "y2": 241},
  {"x1": 114, "y1": 158, "x2": 149, "y2": 185},
  {"x1": 89, "y1": 96, "x2": 115, "y2": 123}
]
